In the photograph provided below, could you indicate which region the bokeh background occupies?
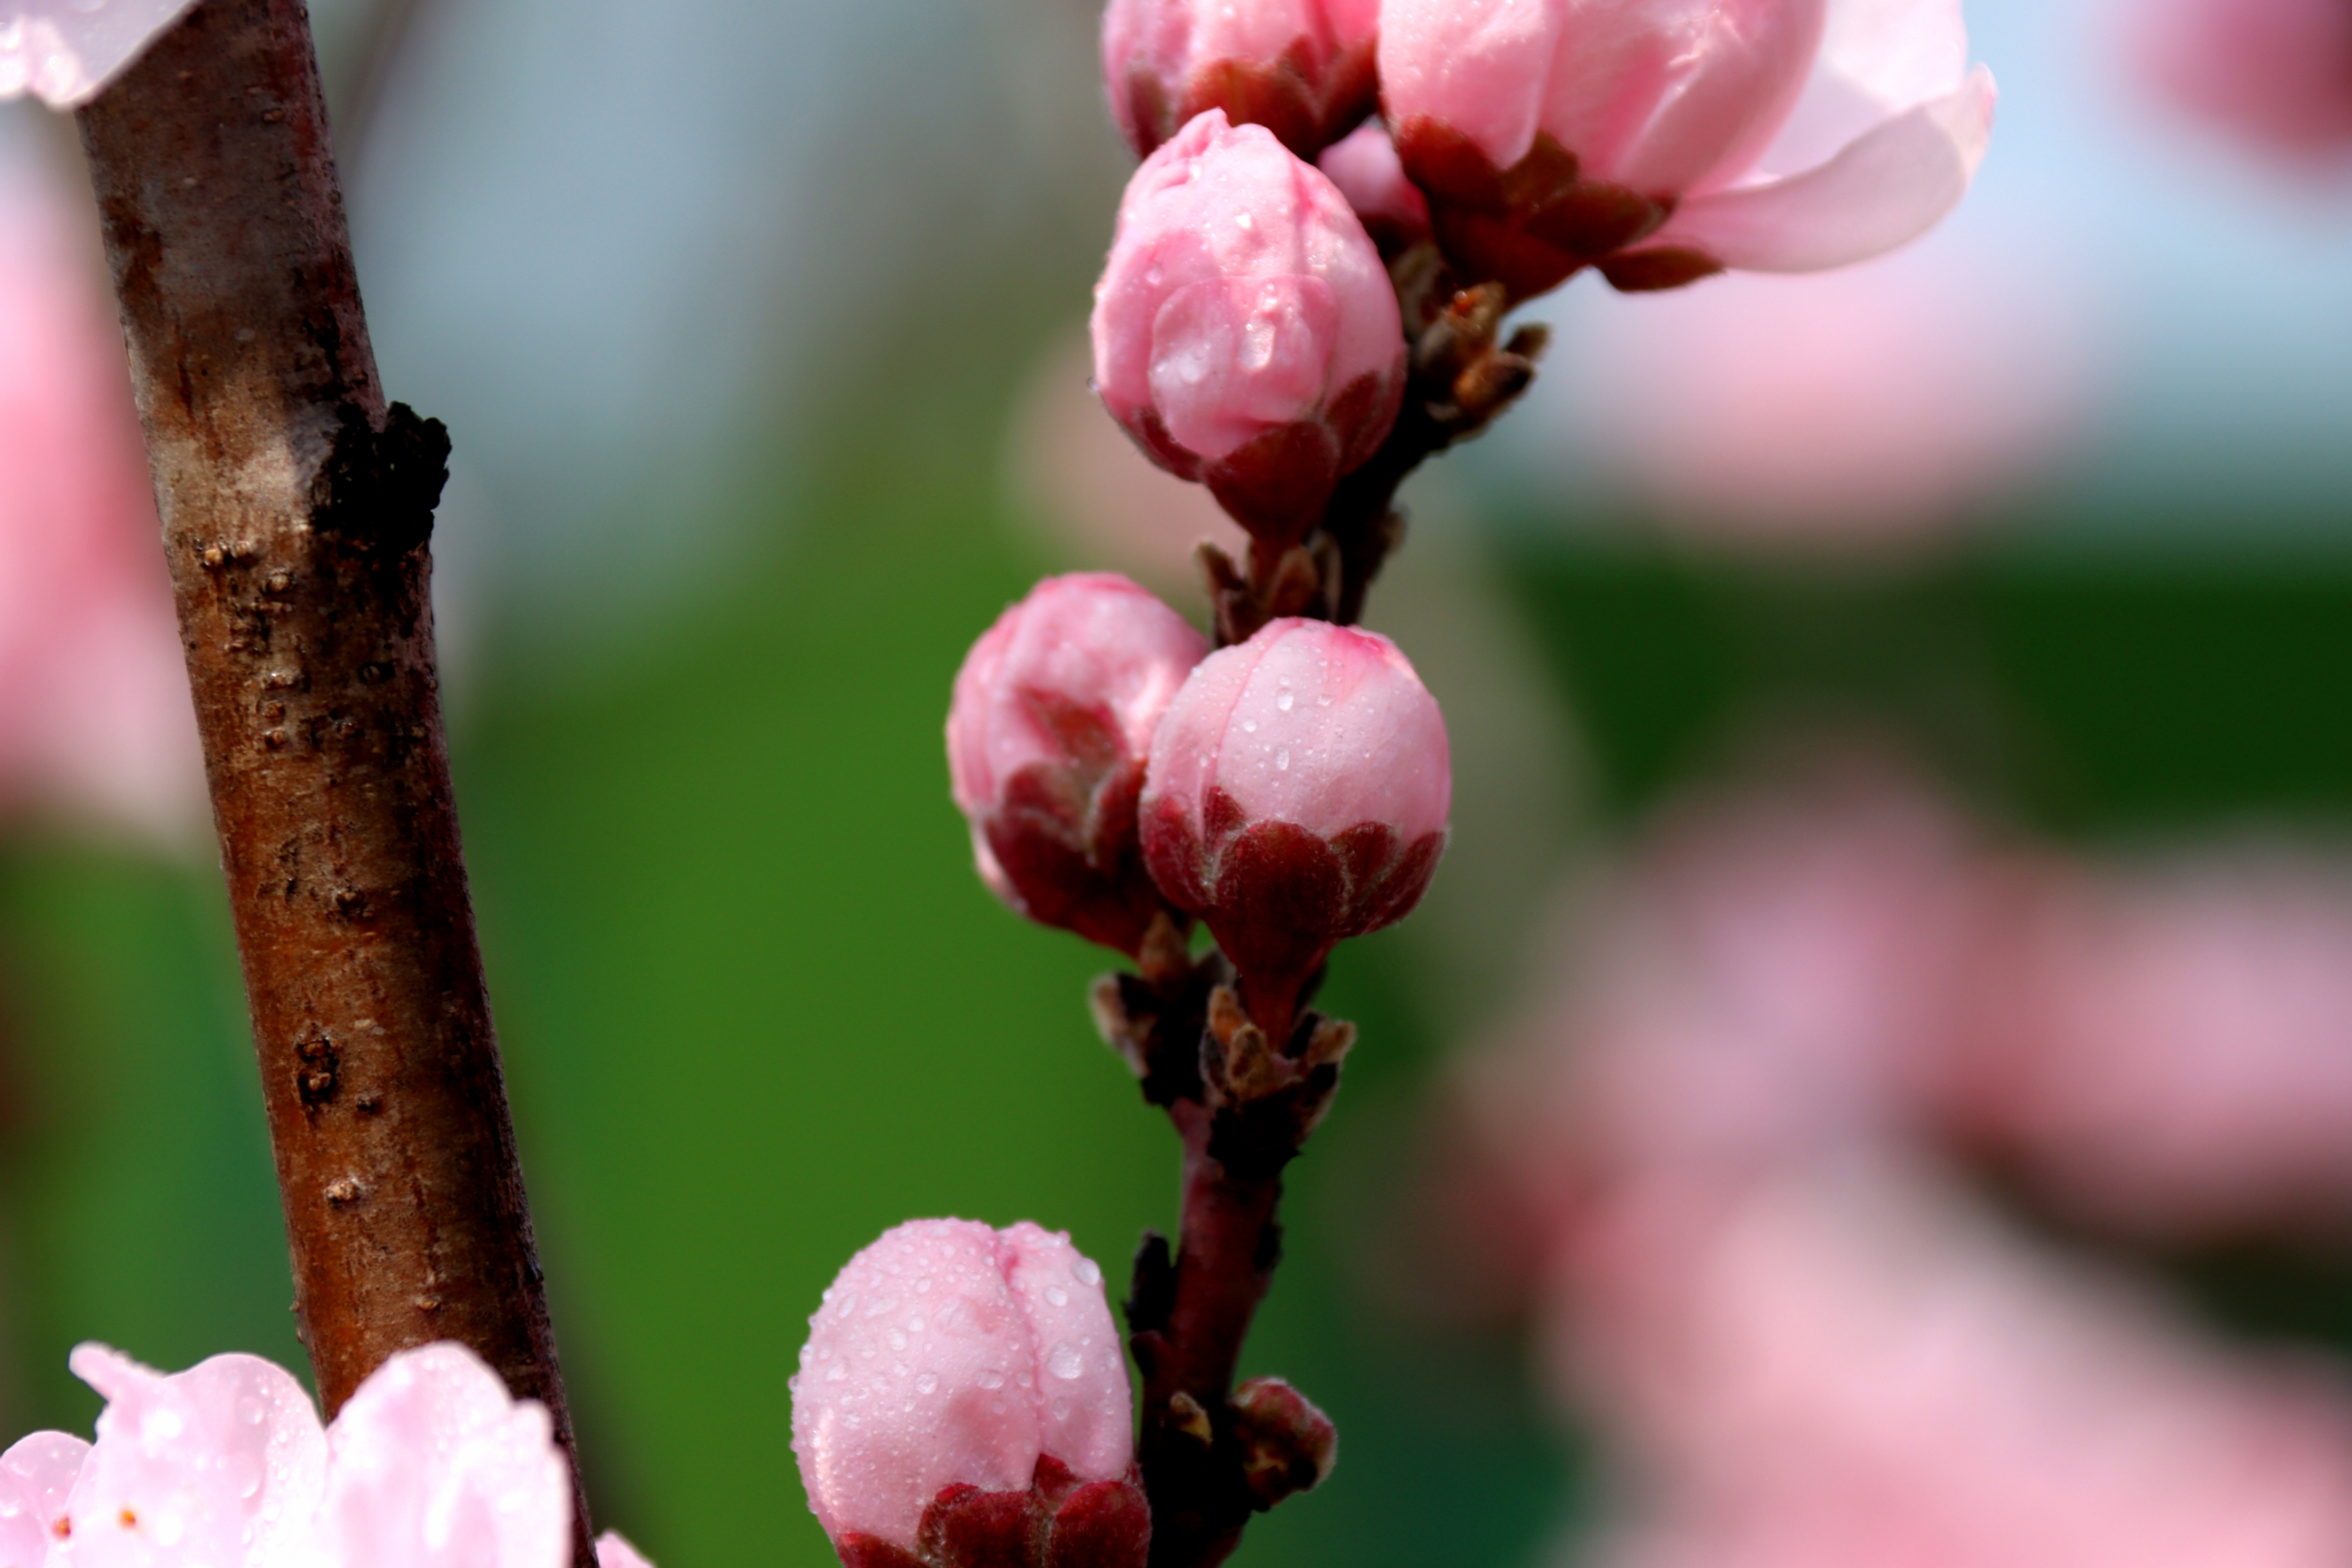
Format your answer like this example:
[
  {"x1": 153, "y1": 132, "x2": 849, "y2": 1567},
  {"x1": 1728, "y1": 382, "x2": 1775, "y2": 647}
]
[{"x1": 4, "y1": 0, "x2": 2352, "y2": 1564}]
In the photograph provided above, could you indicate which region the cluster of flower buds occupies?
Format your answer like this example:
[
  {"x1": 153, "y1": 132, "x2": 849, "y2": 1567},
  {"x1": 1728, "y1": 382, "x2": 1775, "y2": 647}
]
[
  {"x1": 0, "y1": 1339, "x2": 644, "y2": 1568},
  {"x1": 948, "y1": 576, "x2": 1450, "y2": 1032},
  {"x1": 790, "y1": 1220, "x2": 1146, "y2": 1568}
]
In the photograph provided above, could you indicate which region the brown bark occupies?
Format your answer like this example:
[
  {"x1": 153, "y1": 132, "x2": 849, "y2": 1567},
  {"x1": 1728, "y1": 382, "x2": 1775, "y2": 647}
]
[{"x1": 74, "y1": 2, "x2": 592, "y2": 1559}]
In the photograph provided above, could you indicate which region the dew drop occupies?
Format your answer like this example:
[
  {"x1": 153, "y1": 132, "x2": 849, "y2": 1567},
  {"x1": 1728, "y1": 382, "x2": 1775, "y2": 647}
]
[
  {"x1": 915, "y1": 1373, "x2": 939, "y2": 1396},
  {"x1": 1277, "y1": 689, "x2": 1294, "y2": 711},
  {"x1": 827, "y1": 1363, "x2": 847, "y2": 1383},
  {"x1": 1048, "y1": 1343, "x2": 1085, "y2": 1380},
  {"x1": 1236, "y1": 211, "x2": 1254, "y2": 230},
  {"x1": 887, "y1": 1330, "x2": 908, "y2": 1351},
  {"x1": 1276, "y1": 749, "x2": 1291, "y2": 771},
  {"x1": 1053, "y1": 1397, "x2": 1073, "y2": 1421},
  {"x1": 1074, "y1": 1258, "x2": 1102, "y2": 1286},
  {"x1": 1045, "y1": 1286, "x2": 1069, "y2": 1307},
  {"x1": 976, "y1": 1369, "x2": 1006, "y2": 1390},
  {"x1": 1241, "y1": 719, "x2": 1257, "y2": 733}
]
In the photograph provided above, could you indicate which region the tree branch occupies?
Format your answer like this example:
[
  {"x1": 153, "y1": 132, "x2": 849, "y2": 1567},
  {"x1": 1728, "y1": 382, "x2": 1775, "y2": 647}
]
[{"x1": 74, "y1": 3, "x2": 592, "y2": 1560}]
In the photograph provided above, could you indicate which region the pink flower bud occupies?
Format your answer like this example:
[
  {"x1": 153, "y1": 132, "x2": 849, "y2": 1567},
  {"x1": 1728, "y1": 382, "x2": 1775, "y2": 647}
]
[
  {"x1": 1, "y1": 0, "x2": 197, "y2": 108},
  {"x1": 1316, "y1": 122, "x2": 1432, "y2": 257},
  {"x1": 1101, "y1": 0, "x2": 1379, "y2": 159},
  {"x1": 1378, "y1": 0, "x2": 1996, "y2": 298},
  {"x1": 1140, "y1": 618, "x2": 1448, "y2": 1027},
  {"x1": 1091, "y1": 110, "x2": 1405, "y2": 548},
  {"x1": 947, "y1": 573, "x2": 1208, "y2": 957},
  {"x1": 790, "y1": 1220, "x2": 1138, "y2": 1566}
]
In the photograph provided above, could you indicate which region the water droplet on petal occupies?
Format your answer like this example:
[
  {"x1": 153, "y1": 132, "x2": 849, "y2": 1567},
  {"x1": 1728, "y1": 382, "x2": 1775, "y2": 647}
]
[
  {"x1": 1045, "y1": 1286, "x2": 1069, "y2": 1307},
  {"x1": 1048, "y1": 1344, "x2": 1085, "y2": 1380},
  {"x1": 1074, "y1": 1258, "x2": 1101, "y2": 1286},
  {"x1": 915, "y1": 1374, "x2": 939, "y2": 1396}
]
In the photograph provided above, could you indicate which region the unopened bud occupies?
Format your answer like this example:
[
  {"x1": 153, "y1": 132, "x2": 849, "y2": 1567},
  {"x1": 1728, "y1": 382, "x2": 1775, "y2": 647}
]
[
  {"x1": 1102, "y1": 0, "x2": 1379, "y2": 159},
  {"x1": 791, "y1": 1221, "x2": 1136, "y2": 1566},
  {"x1": 1092, "y1": 111, "x2": 1406, "y2": 549},
  {"x1": 948, "y1": 574, "x2": 1208, "y2": 957},
  {"x1": 1230, "y1": 1377, "x2": 1336, "y2": 1508},
  {"x1": 1140, "y1": 618, "x2": 1449, "y2": 1028}
]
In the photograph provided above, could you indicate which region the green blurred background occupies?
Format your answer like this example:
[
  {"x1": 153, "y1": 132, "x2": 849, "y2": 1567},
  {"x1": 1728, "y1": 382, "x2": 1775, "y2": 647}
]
[{"x1": 5, "y1": 0, "x2": 2352, "y2": 1564}]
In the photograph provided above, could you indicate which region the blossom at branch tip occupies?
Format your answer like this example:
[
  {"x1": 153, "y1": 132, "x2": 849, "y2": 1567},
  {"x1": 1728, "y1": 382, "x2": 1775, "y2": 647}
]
[
  {"x1": 1103, "y1": 0, "x2": 1380, "y2": 159},
  {"x1": 1140, "y1": 617, "x2": 1448, "y2": 1029},
  {"x1": 1377, "y1": 0, "x2": 1997, "y2": 298},
  {"x1": 0, "y1": 0, "x2": 196, "y2": 108},
  {"x1": 0, "y1": 138, "x2": 203, "y2": 844},
  {"x1": 1316, "y1": 121, "x2": 1432, "y2": 257},
  {"x1": 0, "y1": 1340, "x2": 648, "y2": 1568},
  {"x1": 790, "y1": 1220, "x2": 1143, "y2": 1568},
  {"x1": 1092, "y1": 110, "x2": 1406, "y2": 549},
  {"x1": 947, "y1": 573, "x2": 1208, "y2": 957},
  {"x1": 2132, "y1": 0, "x2": 2352, "y2": 164}
]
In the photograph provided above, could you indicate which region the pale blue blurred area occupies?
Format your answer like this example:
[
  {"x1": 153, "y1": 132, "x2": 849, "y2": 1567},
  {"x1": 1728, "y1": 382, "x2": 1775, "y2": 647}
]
[
  {"x1": 335, "y1": 0, "x2": 1120, "y2": 657},
  {"x1": 1477, "y1": 0, "x2": 2352, "y2": 552}
]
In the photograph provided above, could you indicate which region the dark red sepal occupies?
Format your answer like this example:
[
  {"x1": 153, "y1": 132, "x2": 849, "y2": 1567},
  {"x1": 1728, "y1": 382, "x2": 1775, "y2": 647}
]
[
  {"x1": 1048, "y1": 1479, "x2": 1152, "y2": 1568},
  {"x1": 834, "y1": 1533, "x2": 928, "y2": 1568},
  {"x1": 917, "y1": 1484, "x2": 1049, "y2": 1568}
]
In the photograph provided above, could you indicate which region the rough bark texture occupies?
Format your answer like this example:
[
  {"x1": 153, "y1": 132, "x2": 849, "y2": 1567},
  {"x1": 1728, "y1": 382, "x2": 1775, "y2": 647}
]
[{"x1": 75, "y1": 3, "x2": 591, "y2": 1559}]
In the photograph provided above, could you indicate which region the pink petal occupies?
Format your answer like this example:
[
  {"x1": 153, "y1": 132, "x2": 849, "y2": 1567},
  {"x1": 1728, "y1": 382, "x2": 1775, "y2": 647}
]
[
  {"x1": 0, "y1": 1, "x2": 200, "y2": 109},
  {"x1": 1550, "y1": 0, "x2": 1832, "y2": 197},
  {"x1": 1744, "y1": 0, "x2": 1972, "y2": 179},
  {"x1": 64, "y1": 1344, "x2": 328, "y2": 1568},
  {"x1": 997, "y1": 1223, "x2": 1132, "y2": 1482},
  {"x1": 319, "y1": 1342, "x2": 572, "y2": 1568},
  {"x1": 0, "y1": 1432, "x2": 89, "y2": 1567},
  {"x1": 595, "y1": 1532, "x2": 655, "y2": 1568},
  {"x1": 1639, "y1": 65, "x2": 1993, "y2": 273},
  {"x1": 1148, "y1": 274, "x2": 1341, "y2": 461},
  {"x1": 1376, "y1": 0, "x2": 1564, "y2": 171}
]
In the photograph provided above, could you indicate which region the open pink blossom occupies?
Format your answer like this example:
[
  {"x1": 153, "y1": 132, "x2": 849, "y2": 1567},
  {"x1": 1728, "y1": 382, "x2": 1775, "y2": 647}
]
[
  {"x1": 948, "y1": 573, "x2": 1207, "y2": 957},
  {"x1": 1553, "y1": 1160, "x2": 2352, "y2": 1568},
  {"x1": 0, "y1": 1340, "x2": 644, "y2": 1568},
  {"x1": 1952, "y1": 852, "x2": 2352, "y2": 1242},
  {"x1": 1538, "y1": 245, "x2": 2098, "y2": 545},
  {"x1": 1316, "y1": 121, "x2": 1433, "y2": 256},
  {"x1": 1378, "y1": 0, "x2": 1997, "y2": 298},
  {"x1": 1, "y1": 0, "x2": 196, "y2": 108},
  {"x1": 1103, "y1": 0, "x2": 1379, "y2": 159},
  {"x1": 0, "y1": 138, "x2": 203, "y2": 843},
  {"x1": 790, "y1": 1220, "x2": 1142, "y2": 1568},
  {"x1": 1140, "y1": 617, "x2": 1448, "y2": 1027},
  {"x1": 1091, "y1": 110, "x2": 1405, "y2": 547},
  {"x1": 2133, "y1": 0, "x2": 2352, "y2": 163}
]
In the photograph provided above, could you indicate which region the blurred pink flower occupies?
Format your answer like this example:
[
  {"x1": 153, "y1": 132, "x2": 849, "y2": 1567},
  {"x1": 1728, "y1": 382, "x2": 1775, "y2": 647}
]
[
  {"x1": 1, "y1": 0, "x2": 194, "y2": 108},
  {"x1": 1377, "y1": 0, "x2": 1997, "y2": 298},
  {"x1": 1091, "y1": 110, "x2": 1405, "y2": 548},
  {"x1": 1538, "y1": 244, "x2": 2098, "y2": 545},
  {"x1": 1953, "y1": 850, "x2": 2352, "y2": 1242},
  {"x1": 789, "y1": 1220, "x2": 1137, "y2": 1565},
  {"x1": 0, "y1": 139, "x2": 203, "y2": 844},
  {"x1": 1553, "y1": 1159, "x2": 2352, "y2": 1568},
  {"x1": 1141, "y1": 616, "x2": 1449, "y2": 1026},
  {"x1": 2132, "y1": 0, "x2": 2352, "y2": 163},
  {"x1": 4, "y1": 1339, "x2": 642, "y2": 1568},
  {"x1": 1006, "y1": 330, "x2": 1251, "y2": 592}
]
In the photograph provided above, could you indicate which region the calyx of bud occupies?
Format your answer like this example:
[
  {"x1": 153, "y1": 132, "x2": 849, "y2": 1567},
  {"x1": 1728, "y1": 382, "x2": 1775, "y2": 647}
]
[{"x1": 1102, "y1": 0, "x2": 1380, "y2": 160}]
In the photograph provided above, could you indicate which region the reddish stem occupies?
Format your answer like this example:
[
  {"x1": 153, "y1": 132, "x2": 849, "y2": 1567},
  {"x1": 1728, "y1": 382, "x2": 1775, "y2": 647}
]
[
  {"x1": 1132, "y1": 1103, "x2": 1286, "y2": 1568},
  {"x1": 75, "y1": 3, "x2": 591, "y2": 1561}
]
